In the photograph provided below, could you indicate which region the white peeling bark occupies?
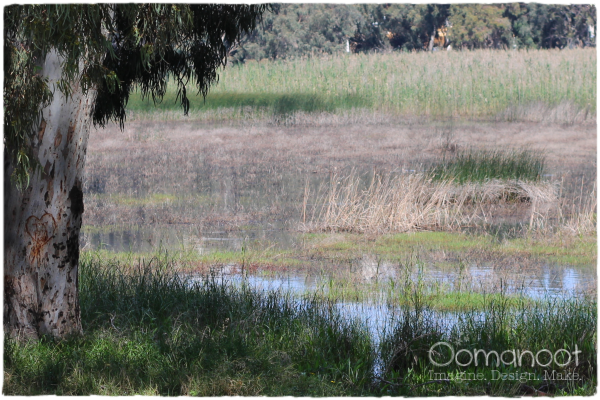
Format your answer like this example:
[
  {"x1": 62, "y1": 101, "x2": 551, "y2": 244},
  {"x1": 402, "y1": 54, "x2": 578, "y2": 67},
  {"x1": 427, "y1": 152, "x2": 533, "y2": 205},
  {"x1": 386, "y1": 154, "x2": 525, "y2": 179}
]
[{"x1": 4, "y1": 50, "x2": 95, "y2": 339}]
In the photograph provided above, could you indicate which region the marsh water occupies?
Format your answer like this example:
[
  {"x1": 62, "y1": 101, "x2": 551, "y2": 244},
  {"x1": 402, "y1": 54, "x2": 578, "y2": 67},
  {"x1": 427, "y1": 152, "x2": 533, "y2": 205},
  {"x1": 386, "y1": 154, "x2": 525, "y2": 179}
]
[
  {"x1": 83, "y1": 223, "x2": 594, "y2": 300},
  {"x1": 82, "y1": 164, "x2": 595, "y2": 300},
  {"x1": 82, "y1": 154, "x2": 596, "y2": 356}
]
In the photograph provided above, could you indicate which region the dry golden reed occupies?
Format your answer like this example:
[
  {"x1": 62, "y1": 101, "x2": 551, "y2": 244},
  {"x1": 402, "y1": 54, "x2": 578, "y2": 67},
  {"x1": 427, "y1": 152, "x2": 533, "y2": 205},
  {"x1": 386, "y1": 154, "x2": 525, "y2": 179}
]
[{"x1": 304, "y1": 172, "x2": 558, "y2": 234}]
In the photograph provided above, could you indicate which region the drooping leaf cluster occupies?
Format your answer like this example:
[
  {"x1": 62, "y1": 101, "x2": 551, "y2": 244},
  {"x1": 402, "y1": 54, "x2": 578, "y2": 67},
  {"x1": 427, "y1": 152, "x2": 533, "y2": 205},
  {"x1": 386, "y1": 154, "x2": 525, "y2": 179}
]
[
  {"x1": 232, "y1": 3, "x2": 596, "y2": 61},
  {"x1": 4, "y1": 4, "x2": 268, "y2": 189}
]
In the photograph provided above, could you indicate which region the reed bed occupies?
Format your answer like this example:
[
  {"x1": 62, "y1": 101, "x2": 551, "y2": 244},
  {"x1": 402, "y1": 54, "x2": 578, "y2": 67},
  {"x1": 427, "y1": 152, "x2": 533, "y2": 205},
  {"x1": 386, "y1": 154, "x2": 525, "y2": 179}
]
[
  {"x1": 127, "y1": 49, "x2": 596, "y2": 123},
  {"x1": 557, "y1": 180, "x2": 597, "y2": 237},
  {"x1": 305, "y1": 172, "x2": 557, "y2": 234}
]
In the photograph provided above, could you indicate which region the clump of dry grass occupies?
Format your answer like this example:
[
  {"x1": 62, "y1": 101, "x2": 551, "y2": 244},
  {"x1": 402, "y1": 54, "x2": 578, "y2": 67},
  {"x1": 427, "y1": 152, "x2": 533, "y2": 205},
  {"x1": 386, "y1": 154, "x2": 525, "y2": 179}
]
[
  {"x1": 304, "y1": 172, "x2": 557, "y2": 234},
  {"x1": 558, "y1": 181, "x2": 597, "y2": 236}
]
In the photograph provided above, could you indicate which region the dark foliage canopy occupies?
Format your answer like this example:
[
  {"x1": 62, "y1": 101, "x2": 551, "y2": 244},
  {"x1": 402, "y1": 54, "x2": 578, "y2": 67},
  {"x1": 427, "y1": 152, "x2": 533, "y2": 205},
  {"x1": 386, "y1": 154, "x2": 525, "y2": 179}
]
[
  {"x1": 4, "y1": 4, "x2": 268, "y2": 188},
  {"x1": 231, "y1": 3, "x2": 596, "y2": 61}
]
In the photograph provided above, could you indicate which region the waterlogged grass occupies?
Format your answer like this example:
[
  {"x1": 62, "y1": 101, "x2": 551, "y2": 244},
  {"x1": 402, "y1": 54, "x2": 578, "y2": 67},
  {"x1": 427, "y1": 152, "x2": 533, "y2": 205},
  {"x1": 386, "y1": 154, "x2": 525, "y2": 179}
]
[
  {"x1": 88, "y1": 193, "x2": 179, "y2": 207},
  {"x1": 502, "y1": 236, "x2": 598, "y2": 266},
  {"x1": 127, "y1": 49, "x2": 596, "y2": 121},
  {"x1": 79, "y1": 246, "x2": 302, "y2": 272},
  {"x1": 303, "y1": 231, "x2": 597, "y2": 267},
  {"x1": 379, "y1": 296, "x2": 596, "y2": 396},
  {"x1": 423, "y1": 291, "x2": 530, "y2": 312},
  {"x1": 73, "y1": 249, "x2": 541, "y2": 313},
  {"x1": 430, "y1": 148, "x2": 546, "y2": 183},
  {"x1": 86, "y1": 193, "x2": 218, "y2": 208},
  {"x1": 4, "y1": 252, "x2": 596, "y2": 395},
  {"x1": 313, "y1": 278, "x2": 531, "y2": 312}
]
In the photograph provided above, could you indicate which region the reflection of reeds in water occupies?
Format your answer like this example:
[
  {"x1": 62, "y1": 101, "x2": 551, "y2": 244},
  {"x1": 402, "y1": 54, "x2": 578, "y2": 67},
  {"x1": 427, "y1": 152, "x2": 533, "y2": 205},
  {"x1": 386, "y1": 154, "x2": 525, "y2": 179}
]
[{"x1": 305, "y1": 172, "x2": 557, "y2": 234}]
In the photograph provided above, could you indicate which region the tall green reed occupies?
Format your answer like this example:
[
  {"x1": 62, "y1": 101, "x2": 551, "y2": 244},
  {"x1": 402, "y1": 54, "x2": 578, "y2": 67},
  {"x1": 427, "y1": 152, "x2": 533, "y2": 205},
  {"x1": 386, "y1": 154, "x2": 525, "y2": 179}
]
[{"x1": 127, "y1": 49, "x2": 596, "y2": 122}]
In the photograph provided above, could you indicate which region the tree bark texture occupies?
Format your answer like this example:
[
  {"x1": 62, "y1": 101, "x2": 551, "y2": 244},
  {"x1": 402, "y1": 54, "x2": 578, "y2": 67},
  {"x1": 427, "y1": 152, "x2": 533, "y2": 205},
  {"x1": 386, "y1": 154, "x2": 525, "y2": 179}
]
[{"x1": 4, "y1": 50, "x2": 94, "y2": 339}]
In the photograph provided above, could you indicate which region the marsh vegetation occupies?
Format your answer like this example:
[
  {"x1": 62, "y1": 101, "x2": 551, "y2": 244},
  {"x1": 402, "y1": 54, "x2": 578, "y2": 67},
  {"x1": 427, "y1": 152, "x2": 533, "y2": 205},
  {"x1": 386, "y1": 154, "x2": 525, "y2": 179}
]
[
  {"x1": 6, "y1": 49, "x2": 596, "y2": 395},
  {"x1": 128, "y1": 49, "x2": 596, "y2": 124}
]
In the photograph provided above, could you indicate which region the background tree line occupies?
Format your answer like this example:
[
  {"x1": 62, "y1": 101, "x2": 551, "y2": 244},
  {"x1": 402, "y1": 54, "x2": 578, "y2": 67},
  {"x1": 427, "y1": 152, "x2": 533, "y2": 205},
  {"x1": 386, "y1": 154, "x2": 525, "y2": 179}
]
[{"x1": 230, "y1": 3, "x2": 596, "y2": 62}]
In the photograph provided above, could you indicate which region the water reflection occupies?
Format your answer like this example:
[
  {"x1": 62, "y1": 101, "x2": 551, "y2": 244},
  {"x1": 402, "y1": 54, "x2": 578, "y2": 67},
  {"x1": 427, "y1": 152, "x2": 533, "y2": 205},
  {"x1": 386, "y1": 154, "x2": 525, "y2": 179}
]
[
  {"x1": 81, "y1": 225, "x2": 296, "y2": 253},
  {"x1": 186, "y1": 260, "x2": 594, "y2": 305}
]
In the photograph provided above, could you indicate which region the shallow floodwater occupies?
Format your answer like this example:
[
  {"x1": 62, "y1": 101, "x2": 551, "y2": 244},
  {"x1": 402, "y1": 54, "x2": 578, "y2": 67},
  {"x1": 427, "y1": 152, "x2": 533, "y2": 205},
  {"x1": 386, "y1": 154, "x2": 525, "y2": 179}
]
[
  {"x1": 82, "y1": 164, "x2": 595, "y2": 304},
  {"x1": 82, "y1": 224, "x2": 295, "y2": 253},
  {"x1": 186, "y1": 260, "x2": 593, "y2": 303},
  {"x1": 81, "y1": 218, "x2": 596, "y2": 303},
  {"x1": 185, "y1": 272, "x2": 443, "y2": 364},
  {"x1": 183, "y1": 265, "x2": 591, "y2": 375}
]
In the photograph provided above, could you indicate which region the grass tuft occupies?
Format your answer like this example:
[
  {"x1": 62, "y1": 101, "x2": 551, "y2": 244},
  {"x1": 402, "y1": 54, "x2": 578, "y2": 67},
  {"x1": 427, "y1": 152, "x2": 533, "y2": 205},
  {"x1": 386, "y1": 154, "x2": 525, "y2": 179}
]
[{"x1": 430, "y1": 148, "x2": 546, "y2": 183}]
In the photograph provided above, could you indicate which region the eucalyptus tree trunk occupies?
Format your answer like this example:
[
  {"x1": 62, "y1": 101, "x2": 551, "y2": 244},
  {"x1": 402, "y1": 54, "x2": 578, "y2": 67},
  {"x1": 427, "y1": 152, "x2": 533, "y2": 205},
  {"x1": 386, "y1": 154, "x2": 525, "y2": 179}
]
[{"x1": 4, "y1": 50, "x2": 94, "y2": 339}]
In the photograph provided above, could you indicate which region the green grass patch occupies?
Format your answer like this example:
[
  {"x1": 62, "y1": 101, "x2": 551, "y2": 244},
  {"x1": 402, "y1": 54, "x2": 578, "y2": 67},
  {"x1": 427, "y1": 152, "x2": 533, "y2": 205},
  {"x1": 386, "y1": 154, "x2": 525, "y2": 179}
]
[
  {"x1": 303, "y1": 231, "x2": 491, "y2": 262},
  {"x1": 78, "y1": 245, "x2": 302, "y2": 272},
  {"x1": 430, "y1": 148, "x2": 546, "y2": 183},
  {"x1": 502, "y1": 235, "x2": 597, "y2": 266},
  {"x1": 302, "y1": 231, "x2": 596, "y2": 267},
  {"x1": 313, "y1": 277, "x2": 531, "y2": 312},
  {"x1": 423, "y1": 291, "x2": 530, "y2": 312}
]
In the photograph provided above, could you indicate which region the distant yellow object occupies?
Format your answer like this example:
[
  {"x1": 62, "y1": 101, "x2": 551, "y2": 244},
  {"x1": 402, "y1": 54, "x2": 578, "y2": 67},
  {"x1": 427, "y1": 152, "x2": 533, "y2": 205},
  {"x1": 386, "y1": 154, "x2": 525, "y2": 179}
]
[
  {"x1": 386, "y1": 25, "x2": 451, "y2": 50},
  {"x1": 433, "y1": 26, "x2": 448, "y2": 48}
]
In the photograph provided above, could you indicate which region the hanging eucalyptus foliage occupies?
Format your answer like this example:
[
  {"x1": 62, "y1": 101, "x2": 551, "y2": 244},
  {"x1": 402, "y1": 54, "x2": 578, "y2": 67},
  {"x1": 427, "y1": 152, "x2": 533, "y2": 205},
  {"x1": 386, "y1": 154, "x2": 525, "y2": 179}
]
[{"x1": 4, "y1": 4, "x2": 269, "y2": 189}]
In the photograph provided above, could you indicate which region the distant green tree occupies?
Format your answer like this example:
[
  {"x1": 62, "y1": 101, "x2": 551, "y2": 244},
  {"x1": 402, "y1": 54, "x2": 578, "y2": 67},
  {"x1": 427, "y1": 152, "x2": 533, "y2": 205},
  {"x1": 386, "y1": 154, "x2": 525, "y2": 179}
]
[
  {"x1": 503, "y1": 3, "x2": 536, "y2": 48},
  {"x1": 354, "y1": 4, "x2": 448, "y2": 52},
  {"x1": 524, "y1": 4, "x2": 596, "y2": 48},
  {"x1": 347, "y1": 5, "x2": 386, "y2": 53},
  {"x1": 449, "y1": 4, "x2": 512, "y2": 49},
  {"x1": 234, "y1": 4, "x2": 597, "y2": 58},
  {"x1": 232, "y1": 4, "x2": 362, "y2": 61},
  {"x1": 376, "y1": 4, "x2": 425, "y2": 51}
]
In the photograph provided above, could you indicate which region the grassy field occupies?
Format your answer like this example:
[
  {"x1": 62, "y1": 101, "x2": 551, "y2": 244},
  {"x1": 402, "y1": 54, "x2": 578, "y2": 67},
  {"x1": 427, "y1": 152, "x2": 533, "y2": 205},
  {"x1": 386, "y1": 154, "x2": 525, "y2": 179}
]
[
  {"x1": 126, "y1": 49, "x2": 596, "y2": 123},
  {"x1": 4, "y1": 252, "x2": 596, "y2": 396}
]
